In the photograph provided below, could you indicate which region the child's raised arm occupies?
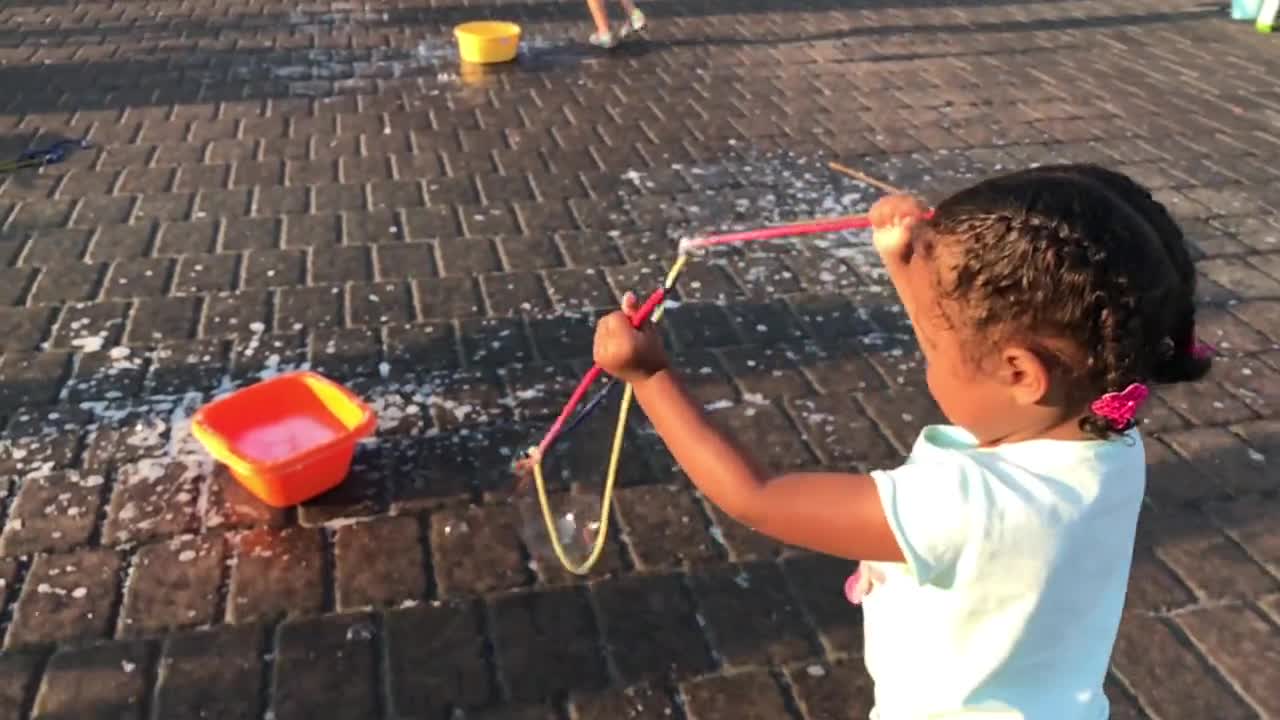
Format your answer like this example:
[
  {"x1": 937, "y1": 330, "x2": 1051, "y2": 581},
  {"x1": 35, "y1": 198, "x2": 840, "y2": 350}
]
[{"x1": 593, "y1": 301, "x2": 905, "y2": 563}]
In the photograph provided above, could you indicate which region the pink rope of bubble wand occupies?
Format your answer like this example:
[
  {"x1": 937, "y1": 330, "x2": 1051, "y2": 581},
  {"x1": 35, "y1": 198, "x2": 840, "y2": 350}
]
[
  {"x1": 682, "y1": 213, "x2": 874, "y2": 250},
  {"x1": 531, "y1": 285, "x2": 667, "y2": 459},
  {"x1": 682, "y1": 210, "x2": 934, "y2": 251},
  {"x1": 528, "y1": 215, "x2": 867, "y2": 460}
]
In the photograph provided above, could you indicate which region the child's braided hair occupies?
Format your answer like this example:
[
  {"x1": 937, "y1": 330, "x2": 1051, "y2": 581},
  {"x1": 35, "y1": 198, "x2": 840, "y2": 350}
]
[{"x1": 923, "y1": 164, "x2": 1211, "y2": 437}]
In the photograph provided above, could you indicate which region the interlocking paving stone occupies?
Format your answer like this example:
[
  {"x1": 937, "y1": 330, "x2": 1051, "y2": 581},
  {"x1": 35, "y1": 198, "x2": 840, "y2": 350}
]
[
  {"x1": 689, "y1": 561, "x2": 820, "y2": 667},
  {"x1": 0, "y1": 471, "x2": 103, "y2": 557},
  {"x1": 1111, "y1": 614, "x2": 1257, "y2": 720},
  {"x1": 295, "y1": 457, "x2": 385, "y2": 527},
  {"x1": 226, "y1": 528, "x2": 324, "y2": 625},
  {"x1": 783, "y1": 553, "x2": 865, "y2": 658},
  {"x1": 787, "y1": 394, "x2": 901, "y2": 471},
  {"x1": 0, "y1": 556, "x2": 16, "y2": 611},
  {"x1": 1159, "y1": 377, "x2": 1260, "y2": 427},
  {"x1": 202, "y1": 465, "x2": 288, "y2": 531},
  {"x1": 614, "y1": 485, "x2": 722, "y2": 570},
  {"x1": 1207, "y1": 492, "x2": 1280, "y2": 572},
  {"x1": 118, "y1": 534, "x2": 225, "y2": 637},
  {"x1": 1143, "y1": 438, "x2": 1220, "y2": 508},
  {"x1": 591, "y1": 573, "x2": 715, "y2": 683},
  {"x1": 271, "y1": 613, "x2": 378, "y2": 720},
  {"x1": 467, "y1": 702, "x2": 559, "y2": 720},
  {"x1": 103, "y1": 458, "x2": 204, "y2": 546},
  {"x1": 1147, "y1": 506, "x2": 1279, "y2": 602},
  {"x1": 429, "y1": 504, "x2": 529, "y2": 597},
  {"x1": 1124, "y1": 548, "x2": 1198, "y2": 615},
  {"x1": 785, "y1": 661, "x2": 876, "y2": 720},
  {"x1": 1176, "y1": 605, "x2": 1280, "y2": 718},
  {"x1": 381, "y1": 436, "x2": 474, "y2": 512},
  {"x1": 333, "y1": 515, "x2": 427, "y2": 611},
  {"x1": 488, "y1": 587, "x2": 608, "y2": 702},
  {"x1": 31, "y1": 640, "x2": 150, "y2": 720},
  {"x1": 1, "y1": 0, "x2": 1278, "y2": 715},
  {"x1": 0, "y1": 651, "x2": 41, "y2": 720},
  {"x1": 679, "y1": 670, "x2": 793, "y2": 720},
  {"x1": 701, "y1": 502, "x2": 791, "y2": 562},
  {"x1": 384, "y1": 601, "x2": 494, "y2": 717},
  {"x1": 152, "y1": 624, "x2": 264, "y2": 720},
  {"x1": 716, "y1": 404, "x2": 818, "y2": 471},
  {"x1": 1161, "y1": 426, "x2": 1274, "y2": 496},
  {"x1": 569, "y1": 682, "x2": 679, "y2": 720},
  {"x1": 5, "y1": 548, "x2": 122, "y2": 649}
]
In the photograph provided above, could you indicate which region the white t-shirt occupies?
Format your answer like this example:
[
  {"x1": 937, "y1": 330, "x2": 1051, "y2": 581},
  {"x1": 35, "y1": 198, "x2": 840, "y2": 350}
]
[{"x1": 861, "y1": 425, "x2": 1146, "y2": 719}]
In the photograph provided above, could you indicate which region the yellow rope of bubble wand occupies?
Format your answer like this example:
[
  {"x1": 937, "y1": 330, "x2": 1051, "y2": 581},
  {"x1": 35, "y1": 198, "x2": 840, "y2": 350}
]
[{"x1": 529, "y1": 253, "x2": 691, "y2": 575}]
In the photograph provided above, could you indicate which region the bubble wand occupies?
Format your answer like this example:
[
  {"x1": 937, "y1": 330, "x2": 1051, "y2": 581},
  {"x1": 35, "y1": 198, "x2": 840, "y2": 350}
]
[
  {"x1": 515, "y1": 210, "x2": 899, "y2": 575},
  {"x1": 518, "y1": 162, "x2": 925, "y2": 575}
]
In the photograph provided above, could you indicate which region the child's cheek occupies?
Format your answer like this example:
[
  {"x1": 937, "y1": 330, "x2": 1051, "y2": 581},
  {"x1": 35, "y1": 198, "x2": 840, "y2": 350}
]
[{"x1": 924, "y1": 362, "x2": 959, "y2": 422}]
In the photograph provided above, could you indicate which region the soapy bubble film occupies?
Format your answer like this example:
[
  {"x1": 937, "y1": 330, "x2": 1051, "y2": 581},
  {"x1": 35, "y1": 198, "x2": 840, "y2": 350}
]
[{"x1": 517, "y1": 491, "x2": 603, "y2": 569}]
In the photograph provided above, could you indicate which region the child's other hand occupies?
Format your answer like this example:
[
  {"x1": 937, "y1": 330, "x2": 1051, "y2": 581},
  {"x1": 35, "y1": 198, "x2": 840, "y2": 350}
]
[
  {"x1": 594, "y1": 293, "x2": 668, "y2": 384},
  {"x1": 870, "y1": 194, "x2": 926, "y2": 265}
]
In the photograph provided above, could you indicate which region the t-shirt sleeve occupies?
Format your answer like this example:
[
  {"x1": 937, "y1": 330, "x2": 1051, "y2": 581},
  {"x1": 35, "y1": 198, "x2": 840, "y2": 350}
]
[{"x1": 871, "y1": 457, "x2": 988, "y2": 587}]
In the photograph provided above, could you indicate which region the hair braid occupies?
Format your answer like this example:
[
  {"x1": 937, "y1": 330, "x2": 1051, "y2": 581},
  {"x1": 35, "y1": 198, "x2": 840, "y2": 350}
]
[
  {"x1": 1017, "y1": 164, "x2": 1212, "y2": 386},
  {"x1": 1079, "y1": 242, "x2": 1145, "y2": 436},
  {"x1": 926, "y1": 168, "x2": 1206, "y2": 438}
]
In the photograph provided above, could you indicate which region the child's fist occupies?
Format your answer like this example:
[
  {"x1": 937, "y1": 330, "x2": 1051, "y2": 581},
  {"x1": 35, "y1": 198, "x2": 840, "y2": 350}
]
[
  {"x1": 869, "y1": 194, "x2": 926, "y2": 265},
  {"x1": 593, "y1": 293, "x2": 668, "y2": 385}
]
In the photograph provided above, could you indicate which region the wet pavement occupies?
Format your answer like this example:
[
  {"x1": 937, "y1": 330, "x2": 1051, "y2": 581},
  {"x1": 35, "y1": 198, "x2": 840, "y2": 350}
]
[{"x1": 1, "y1": 0, "x2": 1279, "y2": 717}]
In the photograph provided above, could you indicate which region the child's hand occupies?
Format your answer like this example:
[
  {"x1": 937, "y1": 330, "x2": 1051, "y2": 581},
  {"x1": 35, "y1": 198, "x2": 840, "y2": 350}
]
[
  {"x1": 593, "y1": 293, "x2": 669, "y2": 384},
  {"x1": 870, "y1": 194, "x2": 926, "y2": 265}
]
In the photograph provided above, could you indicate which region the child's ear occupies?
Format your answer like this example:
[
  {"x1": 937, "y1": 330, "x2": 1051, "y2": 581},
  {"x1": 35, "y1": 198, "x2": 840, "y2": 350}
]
[{"x1": 1000, "y1": 346, "x2": 1051, "y2": 406}]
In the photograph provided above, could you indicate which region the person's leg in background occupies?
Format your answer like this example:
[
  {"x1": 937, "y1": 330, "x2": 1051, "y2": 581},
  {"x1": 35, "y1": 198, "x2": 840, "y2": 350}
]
[{"x1": 585, "y1": 0, "x2": 617, "y2": 47}]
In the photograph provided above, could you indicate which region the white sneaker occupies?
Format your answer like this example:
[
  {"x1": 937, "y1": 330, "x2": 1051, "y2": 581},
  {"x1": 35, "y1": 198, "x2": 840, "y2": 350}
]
[
  {"x1": 589, "y1": 30, "x2": 619, "y2": 48},
  {"x1": 619, "y1": 9, "x2": 646, "y2": 37}
]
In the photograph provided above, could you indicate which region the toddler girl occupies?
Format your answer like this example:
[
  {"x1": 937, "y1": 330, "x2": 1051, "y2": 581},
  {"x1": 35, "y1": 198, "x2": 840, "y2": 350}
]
[
  {"x1": 585, "y1": 0, "x2": 646, "y2": 48},
  {"x1": 592, "y1": 165, "x2": 1212, "y2": 718}
]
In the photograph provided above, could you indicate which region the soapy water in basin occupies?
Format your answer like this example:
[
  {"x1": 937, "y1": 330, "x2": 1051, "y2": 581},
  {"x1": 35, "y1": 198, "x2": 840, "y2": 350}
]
[{"x1": 234, "y1": 416, "x2": 341, "y2": 463}]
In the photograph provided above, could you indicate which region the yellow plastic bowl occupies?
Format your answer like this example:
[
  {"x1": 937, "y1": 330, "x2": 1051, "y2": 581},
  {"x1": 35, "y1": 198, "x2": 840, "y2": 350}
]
[{"x1": 454, "y1": 21, "x2": 521, "y2": 64}]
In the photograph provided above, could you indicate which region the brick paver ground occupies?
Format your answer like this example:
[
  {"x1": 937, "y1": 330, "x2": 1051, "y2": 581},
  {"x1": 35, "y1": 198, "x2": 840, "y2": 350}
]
[{"x1": 1, "y1": 0, "x2": 1279, "y2": 717}]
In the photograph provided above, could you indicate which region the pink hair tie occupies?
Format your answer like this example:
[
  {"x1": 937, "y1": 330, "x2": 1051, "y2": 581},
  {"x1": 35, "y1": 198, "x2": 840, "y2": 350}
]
[
  {"x1": 1090, "y1": 383, "x2": 1149, "y2": 431},
  {"x1": 844, "y1": 569, "x2": 864, "y2": 605},
  {"x1": 1191, "y1": 339, "x2": 1215, "y2": 361},
  {"x1": 844, "y1": 564, "x2": 885, "y2": 605}
]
